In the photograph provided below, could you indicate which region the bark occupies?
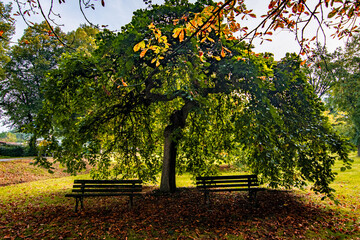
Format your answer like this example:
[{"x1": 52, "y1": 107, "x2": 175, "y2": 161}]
[{"x1": 160, "y1": 101, "x2": 196, "y2": 193}]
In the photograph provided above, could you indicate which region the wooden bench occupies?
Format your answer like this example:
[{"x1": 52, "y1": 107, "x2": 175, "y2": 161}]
[
  {"x1": 196, "y1": 175, "x2": 262, "y2": 204},
  {"x1": 65, "y1": 179, "x2": 143, "y2": 212}
]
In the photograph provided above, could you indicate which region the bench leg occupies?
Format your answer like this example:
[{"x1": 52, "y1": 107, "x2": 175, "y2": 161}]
[
  {"x1": 75, "y1": 197, "x2": 79, "y2": 212},
  {"x1": 249, "y1": 190, "x2": 258, "y2": 206},
  {"x1": 80, "y1": 197, "x2": 84, "y2": 210},
  {"x1": 129, "y1": 195, "x2": 133, "y2": 208},
  {"x1": 204, "y1": 191, "x2": 210, "y2": 205},
  {"x1": 74, "y1": 197, "x2": 84, "y2": 212}
]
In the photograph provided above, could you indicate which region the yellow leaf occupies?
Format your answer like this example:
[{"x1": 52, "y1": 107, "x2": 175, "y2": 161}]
[
  {"x1": 214, "y1": 56, "x2": 221, "y2": 61},
  {"x1": 179, "y1": 29, "x2": 185, "y2": 42},
  {"x1": 156, "y1": 59, "x2": 160, "y2": 67},
  {"x1": 207, "y1": 37, "x2": 215, "y2": 42},
  {"x1": 140, "y1": 49, "x2": 148, "y2": 58},
  {"x1": 121, "y1": 78, "x2": 128, "y2": 86},
  {"x1": 172, "y1": 28, "x2": 182, "y2": 38},
  {"x1": 133, "y1": 41, "x2": 145, "y2": 52},
  {"x1": 148, "y1": 22, "x2": 155, "y2": 29},
  {"x1": 221, "y1": 47, "x2": 226, "y2": 58},
  {"x1": 151, "y1": 58, "x2": 157, "y2": 64}
]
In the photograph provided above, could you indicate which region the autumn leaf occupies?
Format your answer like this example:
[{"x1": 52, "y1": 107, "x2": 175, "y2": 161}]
[
  {"x1": 140, "y1": 49, "x2": 148, "y2": 58},
  {"x1": 221, "y1": 47, "x2": 226, "y2": 58},
  {"x1": 172, "y1": 28, "x2": 181, "y2": 38},
  {"x1": 0, "y1": 30, "x2": 4, "y2": 37},
  {"x1": 148, "y1": 22, "x2": 155, "y2": 29},
  {"x1": 179, "y1": 29, "x2": 185, "y2": 42},
  {"x1": 121, "y1": 78, "x2": 128, "y2": 86},
  {"x1": 214, "y1": 55, "x2": 221, "y2": 61},
  {"x1": 133, "y1": 41, "x2": 145, "y2": 52}
]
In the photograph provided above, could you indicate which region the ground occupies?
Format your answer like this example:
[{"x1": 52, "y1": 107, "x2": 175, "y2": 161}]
[{"x1": 0, "y1": 157, "x2": 359, "y2": 239}]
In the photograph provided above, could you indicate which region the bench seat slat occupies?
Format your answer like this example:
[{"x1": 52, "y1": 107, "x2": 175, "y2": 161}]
[
  {"x1": 74, "y1": 179, "x2": 142, "y2": 184},
  {"x1": 196, "y1": 175, "x2": 257, "y2": 180},
  {"x1": 197, "y1": 183, "x2": 259, "y2": 189},
  {"x1": 72, "y1": 188, "x2": 142, "y2": 193},
  {"x1": 198, "y1": 188, "x2": 261, "y2": 192},
  {"x1": 72, "y1": 184, "x2": 142, "y2": 189},
  {"x1": 196, "y1": 180, "x2": 258, "y2": 185},
  {"x1": 65, "y1": 193, "x2": 142, "y2": 197}
]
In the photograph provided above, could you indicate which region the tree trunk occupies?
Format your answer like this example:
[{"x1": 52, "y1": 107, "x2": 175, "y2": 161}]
[
  {"x1": 357, "y1": 143, "x2": 360, "y2": 157},
  {"x1": 160, "y1": 101, "x2": 196, "y2": 193},
  {"x1": 28, "y1": 134, "x2": 37, "y2": 156},
  {"x1": 160, "y1": 125, "x2": 178, "y2": 193}
]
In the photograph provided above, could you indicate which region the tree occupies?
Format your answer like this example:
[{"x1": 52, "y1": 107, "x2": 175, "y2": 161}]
[
  {"x1": 34, "y1": 1, "x2": 351, "y2": 197},
  {"x1": 329, "y1": 34, "x2": 360, "y2": 156},
  {"x1": 0, "y1": 22, "x2": 98, "y2": 150},
  {"x1": 303, "y1": 43, "x2": 344, "y2": 98},
  {"x1": 0, "y1": 22, "x2": 67, "y2": 152}
]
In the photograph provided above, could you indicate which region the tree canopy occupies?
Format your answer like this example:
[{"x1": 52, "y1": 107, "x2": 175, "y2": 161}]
[
  {"x1": 32, "y1": 0, "x2": 352, "y2": 197},
  {"x1": 11, "y1": 0, "x2": 360, "y2": 56}
]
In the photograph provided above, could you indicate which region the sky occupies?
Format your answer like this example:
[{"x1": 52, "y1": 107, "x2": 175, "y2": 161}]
[{"x1": 1, "y1": 0, "x2": 347, "y2": 132}]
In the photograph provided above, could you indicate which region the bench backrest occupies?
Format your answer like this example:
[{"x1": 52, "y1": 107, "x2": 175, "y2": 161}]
[
  {"x1": 196, "y1": 175, "x2": 259, "y2": 191},
  {"x1": 72, "y1": 179, "x2": 143, "y2": 195}
]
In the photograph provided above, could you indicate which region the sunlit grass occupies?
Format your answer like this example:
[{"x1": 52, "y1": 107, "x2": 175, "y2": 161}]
[{"x1": 0, "y1": 174, "x2": 90, "y2": 203}]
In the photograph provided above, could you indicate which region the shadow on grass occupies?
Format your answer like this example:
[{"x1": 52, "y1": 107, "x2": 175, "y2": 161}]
[{"x1": 1, "y1": 188, "x2": 359, "y2": 239}]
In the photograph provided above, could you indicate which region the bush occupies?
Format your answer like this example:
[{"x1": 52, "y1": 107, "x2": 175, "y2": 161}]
[{"x1": 0, "y1": 144, "x2": 35, "y2": 157}]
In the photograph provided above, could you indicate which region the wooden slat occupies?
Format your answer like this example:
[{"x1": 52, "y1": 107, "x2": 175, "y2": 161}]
[
  {"x1": 196, "y1": 175, "x2": 257, "y2": 181},
  {"x1": 196, "y1": 183, "x2": 259, "y2": 189},
  {"x1": 72, "y1": 188, "x2": 142, "y2": 193},
  {"x1": 74, "y1": 179, "x2": 142, "y2": 184},
  {"x1": 65, "y1": 193, "x2": 142, "y2": 197},
  {"x1": 72, "y1": 184, "x2": 142, "y2": 189},
  {"x1": 196, "y1": 179, "x2": 258, "y2": 185},
  {"x1": 198, "y1": 188, "x2": 259, "y2": 192}
]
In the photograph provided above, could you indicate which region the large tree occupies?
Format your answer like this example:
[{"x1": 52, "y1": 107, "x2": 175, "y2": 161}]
[{"x1": 33, "y1": 1, "x2": 351, "y2": 197}]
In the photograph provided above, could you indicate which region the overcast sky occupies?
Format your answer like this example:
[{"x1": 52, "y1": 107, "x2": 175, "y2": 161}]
[{"x1": 1, "y1": 0, "x2": 346, "y2": 132}]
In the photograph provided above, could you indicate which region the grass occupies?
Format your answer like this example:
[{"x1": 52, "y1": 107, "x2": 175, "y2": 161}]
[{"x1": 0, "y1": 155, "x2": 359, "y2": 239}]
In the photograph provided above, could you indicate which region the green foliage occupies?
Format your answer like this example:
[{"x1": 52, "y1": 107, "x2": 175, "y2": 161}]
[
  {"x1": 303, "y1": 43, "x2": 344, "y2": 98},
  {"x1": 326, "y1": 34, "x2": 360, "y2": 154},
  {"x1": 0, "y1": 1, "x2": 14, "y2": 79},
  {"x1": 0, "y1": 22, "x2": 67, "y2": 131},
  {"x1": 33, "y1": 1, "x2": 351, "y2": 196}
]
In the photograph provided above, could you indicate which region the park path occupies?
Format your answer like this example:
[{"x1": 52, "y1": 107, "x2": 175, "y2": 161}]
[{"x1": 0, "y1": 157, "x2": 35, "y2": 162}]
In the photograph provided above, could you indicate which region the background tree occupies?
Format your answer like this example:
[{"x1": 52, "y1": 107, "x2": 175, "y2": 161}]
[
  {"x1": 328, "y1": 34, "x2": 360, "y2": 156},
  {"x1": 303, "y1": 43, "x2": 344, "y2": 98},
  {"x1": 0, "y1": 22, "x2": 67, "y2": 152},
  {"x1": 33, "y1": 1, "x2": 351, "y2": 197},
  {"x1": 0, "y1": 22, "x2": 98, "y2": 152}
]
